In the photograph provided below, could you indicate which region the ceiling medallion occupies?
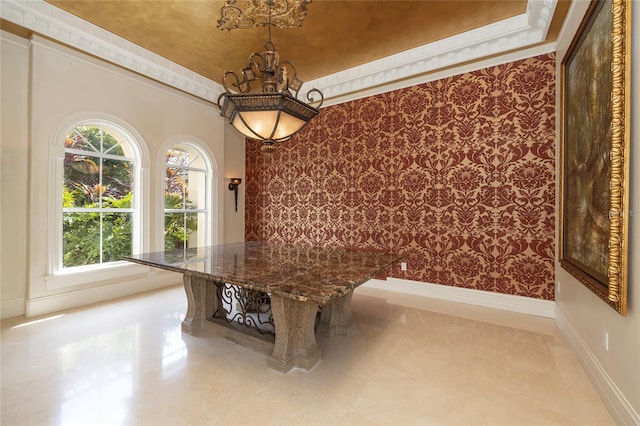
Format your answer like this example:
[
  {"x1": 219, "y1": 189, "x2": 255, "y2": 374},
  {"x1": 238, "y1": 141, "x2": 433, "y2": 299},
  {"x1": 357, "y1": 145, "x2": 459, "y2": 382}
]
[
  {"x1": 217, "y1": 0, "x2": 311, "y2": 31},
  {"x1": 217, "y1": 0, "x2": 323, "y2": 158}
]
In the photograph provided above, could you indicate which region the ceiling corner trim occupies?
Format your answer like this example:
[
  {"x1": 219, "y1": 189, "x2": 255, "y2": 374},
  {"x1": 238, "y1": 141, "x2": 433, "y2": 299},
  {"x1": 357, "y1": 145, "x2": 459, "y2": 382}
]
[
  {"x1": 303, "y1": 0, "x2": 558, "y2": 103},
  {"x1": 0, "y1": 0, "x2": 224, "y2": 103}
]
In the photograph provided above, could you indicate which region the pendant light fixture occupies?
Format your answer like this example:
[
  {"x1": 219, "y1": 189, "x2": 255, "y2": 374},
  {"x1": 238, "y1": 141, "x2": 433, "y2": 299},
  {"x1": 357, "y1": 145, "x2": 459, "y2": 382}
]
[{"x1": 217, "y1": 0, "x2": 323, "y2": 157}]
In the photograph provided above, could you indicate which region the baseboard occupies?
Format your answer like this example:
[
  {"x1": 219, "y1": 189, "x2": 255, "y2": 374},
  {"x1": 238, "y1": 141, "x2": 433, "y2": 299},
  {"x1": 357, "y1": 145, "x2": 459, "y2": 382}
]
[
  {"x1": 25, "y1": 272, "x2": 181, "y2": 318},
  {"x1": 555, "y1": 305, "x2": 640, "y2": 426},
  {"x1": 362, "y1": 278, "x2": 555, "y2": 318},
  {"x1": 1, "y1": 297, "x2": 26, "y2": 319}
]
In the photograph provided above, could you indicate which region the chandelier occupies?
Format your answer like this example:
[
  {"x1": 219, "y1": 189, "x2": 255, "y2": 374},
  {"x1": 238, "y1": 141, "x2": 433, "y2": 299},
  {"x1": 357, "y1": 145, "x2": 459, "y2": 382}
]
[{"x1": 217, "y1": 0, "x2": 323, "y2": 157}]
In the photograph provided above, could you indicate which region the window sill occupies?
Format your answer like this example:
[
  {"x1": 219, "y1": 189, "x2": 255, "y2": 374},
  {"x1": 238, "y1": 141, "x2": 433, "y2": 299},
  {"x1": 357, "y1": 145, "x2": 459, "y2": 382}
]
[{"x1": 45, "y1": 261, "x2": 150, "y2": 290}]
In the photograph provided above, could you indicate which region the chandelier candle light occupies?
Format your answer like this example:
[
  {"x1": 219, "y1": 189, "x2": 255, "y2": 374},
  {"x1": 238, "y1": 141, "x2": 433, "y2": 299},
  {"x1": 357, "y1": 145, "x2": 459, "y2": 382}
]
[{"x1": 217, "y1": 0, "x2": 323, "y2": 157}]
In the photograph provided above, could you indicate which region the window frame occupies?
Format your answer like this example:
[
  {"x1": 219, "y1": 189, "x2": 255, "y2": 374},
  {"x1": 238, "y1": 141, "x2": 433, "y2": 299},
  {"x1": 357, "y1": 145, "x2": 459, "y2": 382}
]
[
  {"x1": 160, "y1": 139, "x2": 214, "y2": 251},
  {"x1": 46, "y1": 115, "x2": 149, "y2": 288}
]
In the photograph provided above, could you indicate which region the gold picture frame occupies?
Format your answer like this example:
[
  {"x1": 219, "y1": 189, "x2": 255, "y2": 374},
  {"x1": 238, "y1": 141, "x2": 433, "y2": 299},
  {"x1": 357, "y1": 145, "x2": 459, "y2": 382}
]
[{"x1": 560, "y1": 0, "x2": 631, "y2": 315}]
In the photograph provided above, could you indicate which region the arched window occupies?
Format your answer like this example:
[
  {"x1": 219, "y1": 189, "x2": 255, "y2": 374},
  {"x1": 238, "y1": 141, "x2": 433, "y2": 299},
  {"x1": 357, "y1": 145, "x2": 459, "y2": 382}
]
[
  {"x1": 61, "y1": 123, "x2": 140, "y2": 269},
  {"x1": 163, "y1": 143, "x2": 211, "y2": 250}
]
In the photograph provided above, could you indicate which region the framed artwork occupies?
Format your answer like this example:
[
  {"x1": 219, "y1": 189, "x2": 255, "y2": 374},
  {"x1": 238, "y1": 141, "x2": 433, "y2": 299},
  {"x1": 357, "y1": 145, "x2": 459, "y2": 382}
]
[{"x1": 560, "y1": 0, "x2": 631, "y2": 315}]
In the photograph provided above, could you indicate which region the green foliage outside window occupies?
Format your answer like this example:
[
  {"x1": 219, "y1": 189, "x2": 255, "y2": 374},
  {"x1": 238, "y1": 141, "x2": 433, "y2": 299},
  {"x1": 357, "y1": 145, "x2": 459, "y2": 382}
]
[
  {"x1": 164, "y1": 194, "x2": 198, "y2": 250},
  {"x1": 63, "y1": 192, "x2": 133, "y2": 267},
  {"x1": 62, "y1": 126, "x2": 135, "y2": 268},
  {"x1": 163, "y1": 150, "x2": 198, "y2": 250}
]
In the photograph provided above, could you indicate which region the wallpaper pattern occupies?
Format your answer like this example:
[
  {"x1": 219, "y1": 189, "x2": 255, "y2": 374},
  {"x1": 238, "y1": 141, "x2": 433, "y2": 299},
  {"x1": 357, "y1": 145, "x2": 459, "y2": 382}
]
[{"x1": 246, "y1": 54, "x2": 556, "y2": 299}]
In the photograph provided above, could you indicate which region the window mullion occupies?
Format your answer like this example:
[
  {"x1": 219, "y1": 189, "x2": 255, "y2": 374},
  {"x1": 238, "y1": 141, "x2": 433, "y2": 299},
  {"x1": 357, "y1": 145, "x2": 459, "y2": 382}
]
[
  {"x1": 183, "y1": 212, "x2": 188, "y2": 249},
  {"x1": 164, "y1": 209, "x2": 206, "y2": 213},
  {"x1": 97, "y1": 212, "x2": 102, "y2": 264},
  {"x1": 98, "y1": 129, "x2": 103, "y2": 265},
  {"x1": 65, "y1": 147, "x2": 134, "y2": 163},
  {"x1": 63, "y1": 208, "x2": 135, "y2": 213}
]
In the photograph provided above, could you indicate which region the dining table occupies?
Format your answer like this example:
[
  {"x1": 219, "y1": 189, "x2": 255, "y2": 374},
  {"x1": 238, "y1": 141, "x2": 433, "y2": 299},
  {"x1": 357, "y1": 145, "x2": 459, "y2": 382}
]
[{"x1": 124, "y1": 241, "x2": 403, "y2": 373}]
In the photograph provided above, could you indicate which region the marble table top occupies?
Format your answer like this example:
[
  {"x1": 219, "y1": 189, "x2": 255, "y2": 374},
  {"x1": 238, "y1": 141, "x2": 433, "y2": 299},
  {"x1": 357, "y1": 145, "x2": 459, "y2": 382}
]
[{"x1": 124, "y1": 241, "x2": 403, "y2": 305}]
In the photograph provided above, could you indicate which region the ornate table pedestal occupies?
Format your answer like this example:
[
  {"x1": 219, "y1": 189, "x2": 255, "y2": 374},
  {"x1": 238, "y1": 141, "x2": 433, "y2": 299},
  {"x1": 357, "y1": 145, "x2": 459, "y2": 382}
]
[{"x1": 181, "y1": 274, "x2": 355, "y2": 373}]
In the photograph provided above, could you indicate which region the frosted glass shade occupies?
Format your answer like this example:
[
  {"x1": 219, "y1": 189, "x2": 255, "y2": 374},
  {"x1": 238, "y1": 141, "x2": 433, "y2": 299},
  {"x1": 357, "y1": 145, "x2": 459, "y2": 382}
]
[{"x1": 220, "y1": 93, "x2": 319, "y2": 143}]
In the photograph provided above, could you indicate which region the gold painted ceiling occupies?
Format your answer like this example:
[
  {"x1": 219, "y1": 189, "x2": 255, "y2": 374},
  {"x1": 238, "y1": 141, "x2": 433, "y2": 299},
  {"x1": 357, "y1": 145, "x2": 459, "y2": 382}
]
[{"x1": 34, "y1": 0, "x2": 571, "y2": 86}]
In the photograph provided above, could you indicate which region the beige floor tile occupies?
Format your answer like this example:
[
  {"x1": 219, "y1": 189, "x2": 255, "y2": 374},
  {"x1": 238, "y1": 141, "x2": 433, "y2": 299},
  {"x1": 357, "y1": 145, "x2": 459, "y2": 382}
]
[{"x1": 1, "y1": 285, "x2": 613, "y2": 426}]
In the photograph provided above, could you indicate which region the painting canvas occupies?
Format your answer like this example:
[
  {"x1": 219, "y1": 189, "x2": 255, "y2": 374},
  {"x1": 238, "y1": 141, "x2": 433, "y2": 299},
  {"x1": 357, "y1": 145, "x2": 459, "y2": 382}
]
[{"x1": 560, "y1": 0, "x2": 630, "y2": 315}]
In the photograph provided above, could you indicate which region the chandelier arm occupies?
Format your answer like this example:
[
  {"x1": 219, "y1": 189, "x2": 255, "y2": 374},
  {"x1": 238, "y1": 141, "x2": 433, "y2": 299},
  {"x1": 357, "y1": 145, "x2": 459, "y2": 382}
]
[
  {"x1": 249, "y1": 52, "x2": 267, "y2": 73},
  {"x1": 306, "y1": 88, "x2": 324, "y2": 109},
  {"x1": 222, "y1": 70, "x2": 242, "y2": 93},
  {"x1": 279, "y1": 61, "x2": 299, "y2": 94},
  {"x1": 279, "y1": 61, "x2": 298, "y2": 76},
  {"x1": 216, "y1": 92, "x2": 227, "y2": 110}
]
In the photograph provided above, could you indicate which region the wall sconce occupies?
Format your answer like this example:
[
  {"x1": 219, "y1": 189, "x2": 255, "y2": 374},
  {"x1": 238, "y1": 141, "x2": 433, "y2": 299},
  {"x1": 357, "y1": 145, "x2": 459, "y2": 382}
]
[{"x1": 228, "y1": 178, "x2": 242, "y2": 212}]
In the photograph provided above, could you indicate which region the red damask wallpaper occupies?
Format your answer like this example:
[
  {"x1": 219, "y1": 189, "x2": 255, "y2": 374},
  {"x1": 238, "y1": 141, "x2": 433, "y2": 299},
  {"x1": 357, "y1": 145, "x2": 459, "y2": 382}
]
[{"x1": 245, "y1": 54, "x2": 556, "y2": 300}]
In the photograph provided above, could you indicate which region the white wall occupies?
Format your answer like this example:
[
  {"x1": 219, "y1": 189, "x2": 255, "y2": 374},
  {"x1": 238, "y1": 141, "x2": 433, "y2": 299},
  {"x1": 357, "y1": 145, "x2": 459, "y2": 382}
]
[
  {"x1": 0, "y1": 32, "x2": 233, "y2": 318},
  {"x1": 0, "y1": 32, "x2": 30, "y2": 318},
  {"x1": 554, "y1": 2, "x2": 640, "y2": 424}
]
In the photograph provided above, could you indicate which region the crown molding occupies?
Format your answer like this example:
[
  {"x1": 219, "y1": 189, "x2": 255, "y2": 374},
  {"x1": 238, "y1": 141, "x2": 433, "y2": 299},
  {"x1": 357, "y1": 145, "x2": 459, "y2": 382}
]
[
  {"x1": 0, "y1": 0, "x2": 225, "y2": 102},
  {"x1": 320, "y1": 42, "x2": 556, "y2": 107},
  {"x1": 303, "y1": 0, "x2": 558, "y2": 103},
  {"x1": 2, "y1": 0, "x2": 557, "y2": 105}
]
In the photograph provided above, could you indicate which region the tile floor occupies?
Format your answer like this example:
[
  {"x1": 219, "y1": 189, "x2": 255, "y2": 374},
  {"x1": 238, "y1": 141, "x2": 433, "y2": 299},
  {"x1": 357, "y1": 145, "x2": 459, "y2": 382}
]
[{"x1": 1, "y1": 285, "x2": 613, "y2": 426}]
